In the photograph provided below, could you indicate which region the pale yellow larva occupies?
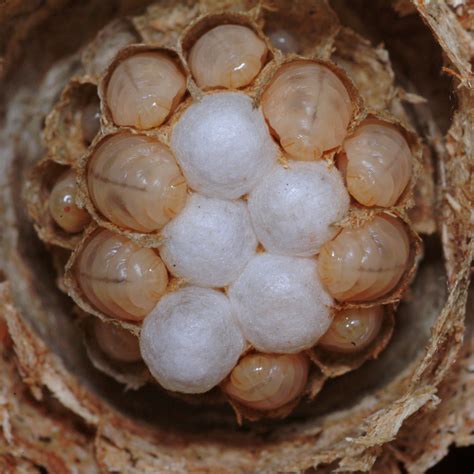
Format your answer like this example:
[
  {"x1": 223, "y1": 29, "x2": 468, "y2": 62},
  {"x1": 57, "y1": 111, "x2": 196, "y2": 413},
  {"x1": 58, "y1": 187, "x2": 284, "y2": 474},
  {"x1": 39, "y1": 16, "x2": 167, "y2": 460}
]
[
  {"x1": 222, "y1": 352, "x2": 309, "y2": 411},
  {"x1": 340, "y1": 120, "x2": 412, "y2": 207},
  {"x1": 318, "y1": 215, "x2": 410, "y2": 302},
  {"x1": 262, "y1": 60, "x2": 352, "y2": 161},
  {"x1": 76, "y1": 229, "x2": 168, "y2": 321},
  {"x1": 188, "y1": 25, "x2": 268, "y2": 90}
]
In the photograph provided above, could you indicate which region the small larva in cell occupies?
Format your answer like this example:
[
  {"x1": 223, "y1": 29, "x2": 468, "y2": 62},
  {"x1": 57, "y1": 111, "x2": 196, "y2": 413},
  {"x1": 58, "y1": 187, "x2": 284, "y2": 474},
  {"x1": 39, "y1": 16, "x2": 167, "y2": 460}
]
[
  {"x1": 340, "y1": 120, "x2": 413, "y2": 207},
  {"x1": 188, "y1": 25, "x2": 268, "y2": 90},
  {"x1": 267, "y1": 30, "x2": 299, "y2": 54},
  {"x1": 222, "y1": 353, "x2": 309, "y2": 411},
  {"x1": 49, "y1": 170, "x2": 91, "y2": 233},
  {"x1": 318, "y1": 306, "x2": 384, "y2": 353},
  {"x1": 106, "y1": 52, "x2": 186, "y2": 129},
  {"x1": 262, "y1": 60, "x2": 352, "y2": 161},
  {"x1": 93, "y1": 319, "x2": 142, "y2": 363},
  {"x1": 318, "y1": 215, "x2": 410, "y2": 302},
  {"x1": 75, "y1": 229, "x2": 168, "y2": 321},
  {"x1": 81, "y1": 95, "x2": 101, "y2": 145},
  {"x1": 87, "y1": 133, "x2": 187, "y2": 233}
]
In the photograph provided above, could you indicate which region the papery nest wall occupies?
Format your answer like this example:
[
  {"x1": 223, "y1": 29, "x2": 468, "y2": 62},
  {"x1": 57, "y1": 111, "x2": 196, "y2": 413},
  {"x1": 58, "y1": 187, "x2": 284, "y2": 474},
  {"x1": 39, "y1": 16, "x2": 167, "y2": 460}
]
[{"x1": 0, "y1": 0, "x2": 472, "y2": 472}]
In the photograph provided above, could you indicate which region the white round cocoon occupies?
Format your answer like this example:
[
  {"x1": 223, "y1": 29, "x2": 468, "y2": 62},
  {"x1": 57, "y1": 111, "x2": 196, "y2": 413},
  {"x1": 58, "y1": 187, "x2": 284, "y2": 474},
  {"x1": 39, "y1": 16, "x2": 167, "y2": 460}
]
[
  {"x1": 229, "y1": 253, "x2": 334, "y2": 353},
  {"x1": 160, "y1": 194, "x2": 257, "y2": 287},
  {"x1": 140, "y1": 287, "x2": 245, "y2": 393},
  {"x1": 248, "y1": 161, "x2": 350, "y2": 256},
  {"x1": 171, "y1": 92, "x2": 278, "y2": 199}
]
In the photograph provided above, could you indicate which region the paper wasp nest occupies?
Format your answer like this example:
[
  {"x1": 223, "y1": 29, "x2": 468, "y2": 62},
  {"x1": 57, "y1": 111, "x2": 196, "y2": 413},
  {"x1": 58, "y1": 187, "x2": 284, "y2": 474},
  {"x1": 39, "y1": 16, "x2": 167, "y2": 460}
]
[
  {"x1": 2, "y1": 0, "x2": 471, "y2": 472},
  {"x1": 24, "y1": 1, "x2": 424, "y2": 422}
]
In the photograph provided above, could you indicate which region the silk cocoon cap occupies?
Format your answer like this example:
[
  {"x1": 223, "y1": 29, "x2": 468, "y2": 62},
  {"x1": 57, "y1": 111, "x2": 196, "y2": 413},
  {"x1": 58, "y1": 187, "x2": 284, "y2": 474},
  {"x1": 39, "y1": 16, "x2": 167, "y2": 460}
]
[
  {"x1": 248, "y1": 161, "x2": 350, "y2": 256},
  {"x1": 160, "y1": 194, "x2": 257, "y2": 287},
  {"x1": 171, "y1": 92, "x2": 278, "y2": 199},
  {"x1": 140, "y1": 287, "x2": 245, "y2": 393},
  {"x1": 229, "y1": 253, "x2": 334, "y2": 353}
]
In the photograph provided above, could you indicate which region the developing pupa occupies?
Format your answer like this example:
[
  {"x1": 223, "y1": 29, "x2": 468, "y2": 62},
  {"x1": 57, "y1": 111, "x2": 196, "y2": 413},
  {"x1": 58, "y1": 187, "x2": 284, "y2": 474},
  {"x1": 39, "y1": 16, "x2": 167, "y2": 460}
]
[
  {"x1": 262, "y1": 60, "x2": 352, "y2": 161},
  {"x1": 87, "y1": 132, "x2": 187, "y2": 233},
  {"x1": 188, "y1": 24, "x2": 268, "y2": 90},
  {"x1": 318, "y1": 306, "x2": 384, "y2": 353},
  {"x1": 222, "y1": 353, "x2": 309, "y2": 411},
  {"x1": 339, "y1": 120, "x2": 412, "y2": 207},
  {"x1": 318, "y1": 215, "x2": 410, "y2": 302},
  {"x1": 75, "y1": 229, "x2": 168, "y2": 321},
  {"x1": 49, "y1": 170, "x2": 90, "y2": 233},
  {"x1": 105, "y1": 51, "x2": 186, "y2": 129}
]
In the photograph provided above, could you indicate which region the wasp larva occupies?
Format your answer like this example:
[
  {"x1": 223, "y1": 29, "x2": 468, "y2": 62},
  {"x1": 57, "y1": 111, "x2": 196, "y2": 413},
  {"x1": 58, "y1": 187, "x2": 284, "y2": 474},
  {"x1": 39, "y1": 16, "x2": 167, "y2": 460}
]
[
  {"x1": 262, "y1": 60, "x2": 352, "y2": 161},
  {"x1": 75, "y1": 229, "x2": 168, "y2": 321},
  {"x1": 49, "y1": 170, "x2": 90, "y2": 233},
  {"x1": 93, "y1": 319, "x2": 142, "y2": 363},
  {"x1": 318, "y1": 215, "x2": 410, "y2": 302},
  {"x1": 87, "y1": 132, "x2": 187, "y2": 233},
  {"x1": 188, "y1": 24, "x2": 268, "y2": 90},
  {"x1": 318, "y1": 306, "x2": 384, "y2": 353},
  {"x1": 106, "y1": 52, "x2": 186, "y2": 129},
  {"x1": 340, "y1": 120, "x2": 412, "y2": 207},
  {"x1": 222, "y1": 353, "x2": 309, "y2": 411},
  {"x1": 81, "y1": 95, "x2": 101, "y2": 145}
]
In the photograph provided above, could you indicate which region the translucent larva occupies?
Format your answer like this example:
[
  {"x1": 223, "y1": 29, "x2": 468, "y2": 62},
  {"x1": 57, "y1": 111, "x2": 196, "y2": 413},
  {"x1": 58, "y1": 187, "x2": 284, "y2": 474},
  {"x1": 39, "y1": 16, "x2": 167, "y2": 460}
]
[
  {"x1": 81, "y1": 96, "x2": 101, "y2": 145},
  {"x1": 48, "y1": 170, "x2": 90, "y2": 233},
  {"x1": 222, "y1": 353, "x2": 309, "y2": 411},
  {"x1": 75, "y1": 229, "x2": 168, "y2": 321},
  {"x1": 188, "y1": 25, "x2": 268, "y2": 90},
  {"x1": 262, "y1": 60, "x2": 352, "y2": 161},
  {"x1": 87, "y1": 133, "x2": 187, "y2": 233},
  {"x1": 318, "y1": 306, "x2": 384, "y2": 353},
  {"x1": 93, "y1": 319, "x2": 142, "y2": 363},
  {"x1": 318, "y1": 215, "x2": 410, "y2": 302},
  {"x1": 340, "y1": 120, "x2": 412, "y2": 207},
  {"x1": 106, "y1": 52, "x2": 186, "y2": 129},
  {"x1": 268, "y1": 30, "x2": 299, "y2": 54}
]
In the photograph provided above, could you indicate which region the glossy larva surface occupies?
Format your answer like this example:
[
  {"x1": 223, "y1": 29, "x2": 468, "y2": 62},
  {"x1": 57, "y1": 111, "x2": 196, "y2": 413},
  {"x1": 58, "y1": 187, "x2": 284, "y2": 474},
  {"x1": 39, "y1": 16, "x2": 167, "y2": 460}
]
[
  {"x1": 93, "y1": 319, "x2": 142, "y2": 363},
  {"x1": 81, "y1": 96, "x2": 101, "y2": 145},
  {"x1": 318, "y1": 215, "x2": 410, "y2": 302},
  {"x1": 87, "y1": 133, "x2": 187, "y2": 233},
  {"x1": 248, "y1": 161, "x2": 349, "y2": 256},
  {"x1": 222, "y1": 353, "x2": 309, "y2": 410},
  {"x1": 318, "y1": 306, "x2": 384, "y2": 353},
  {"x1": 189, "y1": 25, "x2": 268, "y2": 90},
  {"x1": 140, "y1": 287, "x2": 245, "y2": 393},
  {"x1": 49, "y1": 170, "x2": 91, "y2": 233},
  {"x1": 229, "y1": 253, "x2": 333, "y2": 353},
  {"x1": 76, "y1": 230, "x2": 168, "y2": 321},
  {"x1": 341, "y1": 121, "x2": 412, "y2": 207},
  {"x1": 262, "y1": 61, "x2": 352, "y2": 160},
  {"x1": 268, "y1": 30, "x2": 299, "y2": 53},
  {"x1": 106, "y1": 52, "x2": 186, "y2": 129},
  {"x1": 171, "y1": 92, "x2": 278, "y2": 199},
  {"x1": 160, "y1": 194, "x2": 257, "y2": 287}
]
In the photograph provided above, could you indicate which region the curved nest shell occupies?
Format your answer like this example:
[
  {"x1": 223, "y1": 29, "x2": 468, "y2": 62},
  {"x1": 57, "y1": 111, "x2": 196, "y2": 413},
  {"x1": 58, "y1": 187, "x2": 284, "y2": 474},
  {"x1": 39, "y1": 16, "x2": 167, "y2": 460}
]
[
  {"x1": 308, "y1": 305, "x2": 396, "y2": 377},
  {"x1": 24, "y1": 158, "x2": 87, "y2": 249},
  {"x1": 43, "y1": 78, "x2": 99, "y2": 166}
]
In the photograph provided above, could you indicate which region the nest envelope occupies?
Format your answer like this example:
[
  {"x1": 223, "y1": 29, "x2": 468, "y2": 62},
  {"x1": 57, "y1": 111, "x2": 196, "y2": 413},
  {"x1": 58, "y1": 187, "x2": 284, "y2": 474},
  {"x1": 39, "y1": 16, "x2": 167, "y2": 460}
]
[{"x1": 0, "y1": 0, "x2": 472, "y2": 472}]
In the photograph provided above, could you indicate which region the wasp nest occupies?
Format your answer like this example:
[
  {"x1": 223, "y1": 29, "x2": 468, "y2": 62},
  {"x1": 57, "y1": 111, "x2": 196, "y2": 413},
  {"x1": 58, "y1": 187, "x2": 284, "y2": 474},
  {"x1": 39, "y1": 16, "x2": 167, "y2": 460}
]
[
  {"x1": 2, "y1": 0, "x2": 472, "y2": 471},
  {"x1": 22, "y1": 4, "x2": 424, "y2": 422}
]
